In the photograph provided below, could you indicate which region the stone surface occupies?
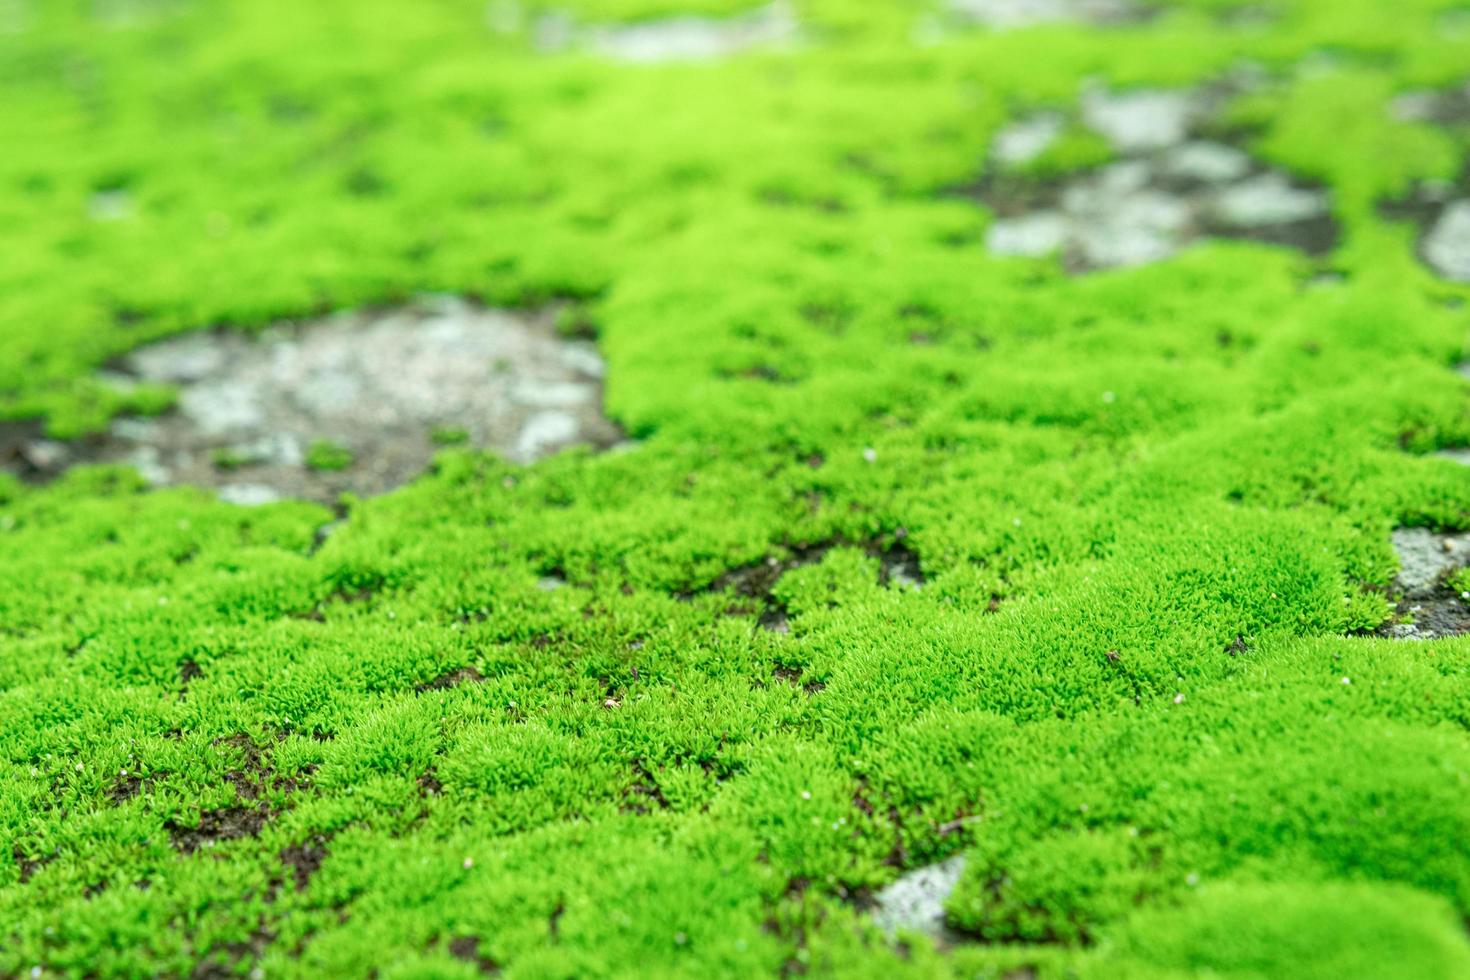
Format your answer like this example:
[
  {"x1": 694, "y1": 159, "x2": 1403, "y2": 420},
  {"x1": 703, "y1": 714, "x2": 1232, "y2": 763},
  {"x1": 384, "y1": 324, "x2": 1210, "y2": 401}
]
[
  {"x1": 871, "y1": 856, "x2": 967, "y2": 941},
  {"x1": 535, "y1": 2, "x2": 798, "y2": 63},
  {"x1": 986, "y1": 210, "x2": 1070, "y2": 257},
  {"x1": 1209, "y1": 173, "x2": 1328, "y2": 227},
  {"x1": 1161, "y1": 141, "x2": 1253, "y2": 184},
  {"x1": 977, "y1": 82, "x2": 1337, "y2": 271},
  {"x1": 1381, "y1": 80, "x2": 1470, "y2": 280},
  {"x1": 1381, "y1": 527, "x2": 1470, "y2": 641},
  {"x1": 1082, "y1": 86, "x2": 1196, "y2": 152},
  {"x1": 991, "y1": 112, "x2": 1065, "y2": 167},
  {"x1": 948, "y1": 0, "x2": 1145, "y2": 29},
  {"x1": 4, "y1": 297, "x2": 624, "y2": 504},
  {"x1": 1423, "y1": 200, "x2": 1470, "y2": 282},
  {"x1": 1390, "y1": 82, "x2": 1470, "y2": 126},
  {"x1": 1390, "y1": 527, "x2": 1470, "y2": 599},
  {"x1": 1436, "y1": 448, "x2": 1470, "y2": 467}
]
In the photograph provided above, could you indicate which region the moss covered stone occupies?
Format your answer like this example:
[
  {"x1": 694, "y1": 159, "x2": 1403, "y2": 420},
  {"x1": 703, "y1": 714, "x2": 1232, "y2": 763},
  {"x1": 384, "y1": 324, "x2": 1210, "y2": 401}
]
[{"x1": 2, "y1": 0, "x2": 1470, "y2": 977}]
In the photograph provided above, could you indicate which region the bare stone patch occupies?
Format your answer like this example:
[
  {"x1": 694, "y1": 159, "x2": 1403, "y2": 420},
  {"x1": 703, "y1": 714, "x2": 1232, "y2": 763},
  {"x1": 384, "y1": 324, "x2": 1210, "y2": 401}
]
[
  {"x1": 531, "y1": 2, "x2": 798, "y2": 63},
  {"x1": 1437, "y1": 447, "x2": 1470, "y2": 467},
  {"x1": 871, "y1": 856, "x2": 967, "y2": 942},
  {"x1": 1388, "y1": 527, "x2": 1470, "y2": 598},
  {"x1": 945, "y1": 0, "x2": 1151, "y2": 30},
  {"x1": 1390, "y1": 81, "x2": 1470, "y2": 128},
  {"x1": 990, "y1": 112, "x2": 1066, "y2": 168},
  {"x1": 1378, "y1": 527, "x2": 1470, "y2": 640},
  {"x1": 1382, "y1": 184, "x2": 1470, "y2": 283},
  {"x1": 974, "y1": 82, "x2": 1337, "y2": 272},
  {"x1": 1423, "y1": 201, "x2": 1470, "y2": 282},
  {"x1": 3, "y1": 297, "x2": 623, "y2": 504},
  {"x1": 1381, "y1": 81, "x2": 1470, "y2": 281},
  {"x1": 1081, "y1": 86, "x2": 1197, "y2": 152}
]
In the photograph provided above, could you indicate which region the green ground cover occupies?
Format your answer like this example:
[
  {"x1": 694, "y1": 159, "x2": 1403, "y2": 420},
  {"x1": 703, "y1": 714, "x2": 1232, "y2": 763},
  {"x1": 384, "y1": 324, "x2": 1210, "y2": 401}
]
[{"x1": 3, "y1": 0, "x2": 1470, "y2": 976}]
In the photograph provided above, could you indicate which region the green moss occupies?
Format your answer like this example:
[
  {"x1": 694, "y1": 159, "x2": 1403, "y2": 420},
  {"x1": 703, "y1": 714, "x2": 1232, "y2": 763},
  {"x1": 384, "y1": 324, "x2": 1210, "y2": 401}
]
[
  {"x1": 1013, "y1": 123, "x2": 1115, "y2": 178},
  {"x1": 306, "y1": 440, "x2": 355, "y2": 472},
  {"x1": 2, "y1": 0, "x2": 1470, "y2": 977},
  {"x1": 1083, "y1": 880, "x2": 1470, "y2": 980},
  {"x1": 430, "y1": 426, "x2": 471, "y2": 446}
]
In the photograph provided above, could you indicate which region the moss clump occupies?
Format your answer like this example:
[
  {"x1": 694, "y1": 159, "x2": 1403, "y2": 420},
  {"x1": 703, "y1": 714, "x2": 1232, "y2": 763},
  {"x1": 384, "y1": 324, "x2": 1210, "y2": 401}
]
[
  {"x1": 305, "y1": 440, "x2": 354, "y2": 472},
  {"x1": 430, "y1": 426, "x2": 471, "y2": 447}
]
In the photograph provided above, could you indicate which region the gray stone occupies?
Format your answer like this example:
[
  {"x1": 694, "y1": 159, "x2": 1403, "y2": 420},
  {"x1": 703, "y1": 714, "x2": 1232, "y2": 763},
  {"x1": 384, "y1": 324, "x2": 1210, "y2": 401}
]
[
  {"x1": 1209, "y1": 173, "x2": 1327, "y2": 227},
  {"x1": 218, "y1": 484, "x2": 283, "y2": 507},
  {"x1": 1065, "y1": 160, "x2": 1152, "y2": 205},
  {"x1": 1391, "y1": 89, "x2": 1441, "y2": 123},
  {"x1": 123, "y1": 446, "x2": 170, "y2": 487},
  {"x1": 1380, "y1": 527, "x2": 1470, "y2": 640},
  {"x1": 1162, "y1": 141, "x2": 1253, "y2": 184},
  {"x1": 1423, "y1": 200, "x2": 1470, "y2": 282},
  {"x1": 1437, "y1": 449, "x2": 1470, "y2": 467},
  {"x1": 986, "y1": 211, "x2": 1069, "y2": 257},
  {"x1": 177, "y1": 381, "x2": 268, "y2": 437},
  {"x1": 39, "y1": 296, "x2": 629, "y2": 504},
  {"x1": 948, "y1": 0, "x2": 1142, "y2": 29},
  {"x1": 1072, "y1": 191, "x2": 1191, "y2": 268},
  {"x1": 17, "y1": 440, "x2": 69, "y2": 473},
  {"x1": 540, "y1": 2, "x2": 798, "y2": 63},
  {"x1": 1381, "y1": 592, "x2": 1470, "y2": 641},
  {"x1": 1082, "y1": 87, "x2": 1196, "y2": 152},
  {"x1": 515, "y1": 411, "x2": 581, "y2": 460},
  {"x1": 1391, "y1": 527, "x2": 1470, "y2": 599},
  {"x1": 1388, "y1": 82, "x2": 1470, "y2": 126},
  {"x1": 871, "y1": 856, "x2": 967, "y2": 941},
  {"x1": 126, "y1": 332, "x2": 228, "y2": 383},
  {"x1": 981, "y1": 142, "x2": 1334, "y2": 271},
  {"x1": 991, "y1": 112, "x2": 1064, "y2": 167}
]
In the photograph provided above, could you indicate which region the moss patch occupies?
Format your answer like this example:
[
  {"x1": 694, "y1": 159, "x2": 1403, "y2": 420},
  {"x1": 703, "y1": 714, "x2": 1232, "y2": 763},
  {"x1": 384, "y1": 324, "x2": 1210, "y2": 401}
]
[{"x1": 2, "y1": 0, "x2": 1470, "y2": 977}]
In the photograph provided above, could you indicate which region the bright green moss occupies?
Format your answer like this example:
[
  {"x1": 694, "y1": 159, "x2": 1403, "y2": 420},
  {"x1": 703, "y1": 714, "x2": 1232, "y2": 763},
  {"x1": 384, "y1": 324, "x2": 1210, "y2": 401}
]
[
  {"x1": 2, "y1": 0, "x2": 1470, "y2": 977},
  {"x1": 1082, "y1": 880, "x2": 1470, "y2": 980},
  {"x1": 306, "y1": 440, "x2": 355, "y2": 472},
  {"x1": 1011, "y1": 123, "x2": 1114, "y2": 179}
]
